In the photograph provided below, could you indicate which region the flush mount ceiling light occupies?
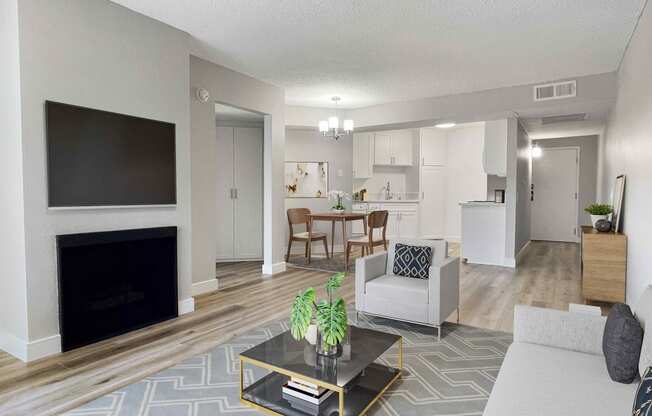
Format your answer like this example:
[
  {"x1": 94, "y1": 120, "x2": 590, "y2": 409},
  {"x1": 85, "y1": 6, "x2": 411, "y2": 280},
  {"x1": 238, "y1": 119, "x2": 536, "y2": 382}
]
[
  {"x1": 435, "y1": 122, "x2": 456, "y2": 129},
  {"x1": 319, "y1": 96, "x2": 354, "y2": 140},
  {"x1": 531, "y1": 143, "x2": 543, "y2": 158}
]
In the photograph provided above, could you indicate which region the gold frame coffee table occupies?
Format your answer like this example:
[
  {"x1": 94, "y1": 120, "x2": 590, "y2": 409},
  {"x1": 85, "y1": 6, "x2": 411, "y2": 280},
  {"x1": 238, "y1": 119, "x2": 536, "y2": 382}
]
[{"x1": 239, "y1": 326, "x2": 402, "y2": 416}]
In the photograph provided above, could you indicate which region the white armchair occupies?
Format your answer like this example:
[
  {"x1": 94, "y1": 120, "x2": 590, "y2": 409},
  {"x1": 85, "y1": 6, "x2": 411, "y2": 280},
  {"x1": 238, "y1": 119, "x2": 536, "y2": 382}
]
[{"x1": 355, "y1": 239, "x2": 460, "y2": 340}]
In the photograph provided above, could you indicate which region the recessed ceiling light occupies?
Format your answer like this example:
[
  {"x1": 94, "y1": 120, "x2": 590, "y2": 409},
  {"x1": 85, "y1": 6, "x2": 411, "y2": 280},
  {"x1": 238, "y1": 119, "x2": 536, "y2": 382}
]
[{"x1": 435, "y1": 122, "x2": 456, "y2": 129}]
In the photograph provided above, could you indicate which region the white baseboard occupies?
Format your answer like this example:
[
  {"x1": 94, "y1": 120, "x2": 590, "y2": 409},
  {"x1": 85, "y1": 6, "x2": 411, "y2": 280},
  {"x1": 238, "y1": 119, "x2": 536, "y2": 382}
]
[
  {"x1": 262, "y1": 261, "x2": 286, "y2": 275},
  {"x1": 466, "y1": 257, "x2": 509, "y2": 267},
  {"x1": 192, "y1": 279, "x2": 219, "y2": 296},
  {"x1": 515, "y1": 240, "x2": 531, "y2": 265},
  {"x1": 503, "y1": 257, "x2": 516, "y2": 268},
  {"x1": 0, "y1": 329, "x2": 28, "y2": 362},
  {"x1": 27, "y1": 334, "x2": 61, "y2": 361},
  {"x1": 0, "y1": 330, "x2": 61, "y2": 362},
  {"x1": 178, "y1": 298, "x2": 195, "y2": 315}
]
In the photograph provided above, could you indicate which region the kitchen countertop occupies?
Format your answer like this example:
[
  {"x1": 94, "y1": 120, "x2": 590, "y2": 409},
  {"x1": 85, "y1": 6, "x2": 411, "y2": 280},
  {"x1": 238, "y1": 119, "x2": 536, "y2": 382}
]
[
  {"x1": 353, "y1": 199, "x2": 420, "y2": 204},
  {"x1": 459, "y1": 201, "x2": 506, "y2": 207}
]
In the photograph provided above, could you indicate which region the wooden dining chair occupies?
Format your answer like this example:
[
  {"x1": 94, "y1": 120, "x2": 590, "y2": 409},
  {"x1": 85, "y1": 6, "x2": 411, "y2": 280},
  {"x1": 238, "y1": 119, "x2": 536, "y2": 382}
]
[
  {"x1": 345, "y1": 210, "x2": 389, "y2": 270},
  {"x1": 285, "y1": 208, "x2": 329, "y2": 263}
]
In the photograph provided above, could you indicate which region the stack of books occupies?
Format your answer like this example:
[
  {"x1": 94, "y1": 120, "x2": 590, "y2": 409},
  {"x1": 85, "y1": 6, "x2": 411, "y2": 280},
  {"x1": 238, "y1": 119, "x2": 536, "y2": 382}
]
[{"x1": 282, "y1": 377, "x2": 334, "y2": 407}]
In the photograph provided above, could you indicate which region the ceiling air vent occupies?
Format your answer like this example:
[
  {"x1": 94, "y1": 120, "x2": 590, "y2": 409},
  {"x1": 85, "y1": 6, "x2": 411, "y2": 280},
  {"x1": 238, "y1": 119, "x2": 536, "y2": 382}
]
[{"x1": 534, "y1": 80, "x2": 576, "y2": 102}]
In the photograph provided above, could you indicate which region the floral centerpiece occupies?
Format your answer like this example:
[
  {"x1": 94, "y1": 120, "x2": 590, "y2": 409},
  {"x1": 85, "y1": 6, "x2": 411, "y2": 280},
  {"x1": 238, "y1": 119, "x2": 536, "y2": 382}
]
[{"x1": 328, "y1": 190, "x2": 349, "y2": 214}]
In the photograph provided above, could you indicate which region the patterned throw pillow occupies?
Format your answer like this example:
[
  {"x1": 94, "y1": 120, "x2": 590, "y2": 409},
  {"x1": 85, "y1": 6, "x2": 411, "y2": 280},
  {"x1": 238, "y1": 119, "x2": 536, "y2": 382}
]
[
  {"x1": 633, "y1": 367, "x2": 652, "y2": 415},
  {"x1": 392, "y1": 243, "x2": 432, "y2": 279}
]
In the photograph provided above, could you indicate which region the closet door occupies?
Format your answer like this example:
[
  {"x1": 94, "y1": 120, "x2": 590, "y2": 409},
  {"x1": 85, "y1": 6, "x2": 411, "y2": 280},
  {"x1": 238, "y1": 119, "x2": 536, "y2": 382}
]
[
  {"x1": 216, "y1": 127, "x2": 235, "y2": 260},
  {"x1": 233, "y1": 127, "x2": 263, "y2": 259}
]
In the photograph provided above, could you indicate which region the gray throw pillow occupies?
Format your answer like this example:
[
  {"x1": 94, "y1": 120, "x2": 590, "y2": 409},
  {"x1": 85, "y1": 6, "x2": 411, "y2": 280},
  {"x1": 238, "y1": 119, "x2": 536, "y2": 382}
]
[{"x1": 603, "y1": 303, "x2": 644, "y2": 384}]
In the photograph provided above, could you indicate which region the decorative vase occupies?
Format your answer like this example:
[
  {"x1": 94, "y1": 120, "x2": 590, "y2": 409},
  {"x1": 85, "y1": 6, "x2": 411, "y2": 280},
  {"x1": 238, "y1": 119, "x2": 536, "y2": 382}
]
[
  {"x1": 332, "y1": 208, "x2": 345, "y2": 214},
  {"x1": 315, "y1": 329, "x2": 339, "y2": 356},
  {"x1": 590, "y1": 214, "x2": 609, "y2": 228},
  {"x1": 595, "y1": 219, "x2": 613, "y2": 233}
]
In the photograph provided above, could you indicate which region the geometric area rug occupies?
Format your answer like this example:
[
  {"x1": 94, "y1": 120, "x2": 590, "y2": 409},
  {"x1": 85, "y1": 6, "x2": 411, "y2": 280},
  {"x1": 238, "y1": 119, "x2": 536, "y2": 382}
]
[{"x1": 64, "y1": 314, "x2": 512, "y2": 416}]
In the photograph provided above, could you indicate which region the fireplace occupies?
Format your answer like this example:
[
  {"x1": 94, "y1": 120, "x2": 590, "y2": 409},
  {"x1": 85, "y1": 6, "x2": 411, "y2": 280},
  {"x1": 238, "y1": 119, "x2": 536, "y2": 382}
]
[{"x1": 56, "y1": 227, "x2": 178, "y2": 351}]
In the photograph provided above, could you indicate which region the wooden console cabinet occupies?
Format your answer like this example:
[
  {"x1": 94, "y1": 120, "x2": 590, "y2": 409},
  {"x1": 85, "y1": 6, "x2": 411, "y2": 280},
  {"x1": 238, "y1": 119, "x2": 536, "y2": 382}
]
[{"x1": 581, "y1": 226, "x2": 627, "y2": 303}]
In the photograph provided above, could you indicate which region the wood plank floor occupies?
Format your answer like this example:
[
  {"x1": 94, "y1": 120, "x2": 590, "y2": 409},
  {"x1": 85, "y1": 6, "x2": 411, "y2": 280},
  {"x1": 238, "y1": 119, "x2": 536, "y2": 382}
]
[{"x1": 0, "y1": 241, "x2": 589, "y2": 415}]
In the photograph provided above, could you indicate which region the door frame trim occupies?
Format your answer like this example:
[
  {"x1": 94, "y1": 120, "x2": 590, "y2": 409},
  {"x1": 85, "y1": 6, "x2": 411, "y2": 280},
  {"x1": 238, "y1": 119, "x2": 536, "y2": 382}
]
[{"x1": 531, "y1": 145, "x2": 581, "y2": 243}]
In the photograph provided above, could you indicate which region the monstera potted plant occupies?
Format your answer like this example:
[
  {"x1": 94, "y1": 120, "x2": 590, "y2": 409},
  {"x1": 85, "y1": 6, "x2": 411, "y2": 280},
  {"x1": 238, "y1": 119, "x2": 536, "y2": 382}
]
[
  {"x1": 584, "y1": 203, "x2": 613, "y2": 228},
  {"x1": 290, "y1": 272, "x2": 348, "y2": 356}
]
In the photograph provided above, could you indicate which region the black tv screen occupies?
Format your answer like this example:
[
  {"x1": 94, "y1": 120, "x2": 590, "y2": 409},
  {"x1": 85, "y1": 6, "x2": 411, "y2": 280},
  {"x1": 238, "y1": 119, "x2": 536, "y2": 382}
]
[{"x1": 46, "y1": 101, "x2": 176, "y2": 207}]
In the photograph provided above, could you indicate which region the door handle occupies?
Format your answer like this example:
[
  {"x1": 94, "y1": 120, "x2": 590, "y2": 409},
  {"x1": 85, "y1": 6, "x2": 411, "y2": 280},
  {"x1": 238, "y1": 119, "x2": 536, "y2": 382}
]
[
  {"x1": 530, "y1": 184, "x2": 534, "y2": 201},
  {"x1": 234, "y1": 188, "x2": 238, "y2": 199},
  {"x1": 230, "y1": 189, "x2": 234, "y2": 199}
]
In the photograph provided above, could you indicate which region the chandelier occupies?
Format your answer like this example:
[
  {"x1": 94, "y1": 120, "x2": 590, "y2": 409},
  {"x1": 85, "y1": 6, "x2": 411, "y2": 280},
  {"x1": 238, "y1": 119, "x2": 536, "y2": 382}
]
[{"x1": 318, "y1": 96, "x2": 354, "y2": 140}]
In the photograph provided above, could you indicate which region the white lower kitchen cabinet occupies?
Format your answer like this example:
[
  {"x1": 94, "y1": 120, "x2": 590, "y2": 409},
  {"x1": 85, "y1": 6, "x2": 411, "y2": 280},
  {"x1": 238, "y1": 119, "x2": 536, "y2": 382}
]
[
  {"x1": 396, "y1": 210, "x2": 419, "y2": 238},
  {"x1": 381, "y1": 203, "x2": 419, "y2": 239},
  {"x1": 350, "y1": 202, "x2": 419, "y2": 238}
]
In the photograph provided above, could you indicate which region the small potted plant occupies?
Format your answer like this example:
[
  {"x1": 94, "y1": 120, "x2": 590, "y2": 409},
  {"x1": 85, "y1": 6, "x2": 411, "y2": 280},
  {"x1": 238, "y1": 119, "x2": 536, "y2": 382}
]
[
  {"x1": 328, "y1": 190, "x2": 348, "y2": 214},
  {"x1": 584, "y1": 203, "x2": 613, "y2": 228},
  {"x1": 290, "y1": 272, "x2": 348, "y2": 356}
]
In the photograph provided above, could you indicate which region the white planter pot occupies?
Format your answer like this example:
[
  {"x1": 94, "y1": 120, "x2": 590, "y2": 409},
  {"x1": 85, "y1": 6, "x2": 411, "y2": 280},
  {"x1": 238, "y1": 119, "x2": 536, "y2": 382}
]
[
  {"x1": 590, "y1": 214, "x2": 609, "y2": 228},
  {"x1": 332, "y1": 208, "x2": 345, "y2": 214},
  {"x1": 305, "y1": 324, "x2": 317, "y2": 345}
]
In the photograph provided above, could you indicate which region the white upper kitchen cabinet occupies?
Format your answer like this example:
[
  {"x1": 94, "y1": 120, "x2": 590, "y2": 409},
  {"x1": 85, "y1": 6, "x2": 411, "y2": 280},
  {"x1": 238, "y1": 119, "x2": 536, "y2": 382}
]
[
  {"x1": 390, "y1": 130, "x2": 414, "y2": 166},
  {"x1": 420, "y1": 128, "x2": 447, "y2": 166},
  {"x1": 483, "y1": 119, "x2": 508, "y2": 177},
  {"x1": 373, "y1": 131, "x2": 393, "y2": 165},
  {"x1": 352, "y1": 132, "x2": 374, "y2": 179},
  {"x1": 374, "y1": 130, "x2": 413, "y2": 166}
]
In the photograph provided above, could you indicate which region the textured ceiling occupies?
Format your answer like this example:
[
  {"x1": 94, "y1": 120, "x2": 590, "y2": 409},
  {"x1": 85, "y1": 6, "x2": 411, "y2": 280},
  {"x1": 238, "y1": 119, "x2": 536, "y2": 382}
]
[{"x1": 111, "y1": 0, "x2": 645, "y2": 108}]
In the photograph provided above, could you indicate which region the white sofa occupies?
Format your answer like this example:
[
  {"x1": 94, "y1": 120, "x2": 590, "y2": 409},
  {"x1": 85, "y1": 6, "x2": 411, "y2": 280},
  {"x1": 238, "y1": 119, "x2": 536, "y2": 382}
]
[
  {"x1": 355, "y1": 239, "x2": 460, "y2": 340},
  {"x1": 484, "y1": 286, "x2": 652, "y2": 415}
]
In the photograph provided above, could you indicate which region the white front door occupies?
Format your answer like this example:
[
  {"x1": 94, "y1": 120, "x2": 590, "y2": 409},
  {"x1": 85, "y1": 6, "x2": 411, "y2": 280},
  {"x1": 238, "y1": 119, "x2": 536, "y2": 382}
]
[{"x1": 531, "y1": 147, "x2": 579, "y2": 242}]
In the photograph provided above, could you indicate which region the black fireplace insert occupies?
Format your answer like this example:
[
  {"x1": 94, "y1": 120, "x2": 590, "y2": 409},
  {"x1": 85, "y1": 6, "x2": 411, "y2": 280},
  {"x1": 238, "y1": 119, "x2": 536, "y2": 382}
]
[{"x1": 57, "y1": 227, "x2": 178, "y2": 351}]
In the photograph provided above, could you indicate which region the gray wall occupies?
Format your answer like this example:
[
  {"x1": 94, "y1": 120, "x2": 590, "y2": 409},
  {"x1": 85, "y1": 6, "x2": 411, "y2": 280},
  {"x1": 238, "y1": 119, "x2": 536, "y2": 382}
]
[
  {"x1": 190, "y1": 56, "x2": 286, "y2": 280},
  {"x1": 504, "y1": 117, "x2": 519, "y2": 264},
  {"x1": 16, "y1": 0, "x2": 193, "y2": 355},
  {"x1": 0, "y1": 0, "x2": 29, "y2": 359},
  {"x1": 533, "y1": 135, "x2": 599, "y2": 227},
  {"x1": 601, "y1": 2, "x2": 652, "y2": 304},
  {"x1": 284, "y1": 129, "x2": 353, "y2": 252},
  {"x1": 515, "y1": 122, "x2": 532, "y2": 258}
]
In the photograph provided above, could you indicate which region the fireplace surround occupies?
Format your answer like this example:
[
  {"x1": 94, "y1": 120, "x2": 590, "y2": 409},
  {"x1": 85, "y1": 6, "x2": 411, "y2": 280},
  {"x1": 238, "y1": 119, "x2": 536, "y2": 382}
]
[{"x1": 56, "y1": 227, "x2": 178, "y2": 351}]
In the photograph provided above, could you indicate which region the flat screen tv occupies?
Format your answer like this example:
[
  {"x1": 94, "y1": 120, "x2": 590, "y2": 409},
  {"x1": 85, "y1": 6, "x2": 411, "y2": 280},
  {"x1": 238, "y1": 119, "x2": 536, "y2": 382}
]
[{"x1": 46, "y1": 101, "x2": 176, "y2": 208}]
